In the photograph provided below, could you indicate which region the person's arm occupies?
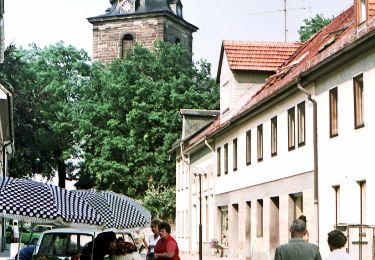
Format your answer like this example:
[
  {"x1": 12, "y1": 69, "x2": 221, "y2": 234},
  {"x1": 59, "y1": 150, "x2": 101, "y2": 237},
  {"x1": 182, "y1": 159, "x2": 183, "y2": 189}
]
[{"x1": 143, "y1": 236, "x2": 149, "y2": 249}]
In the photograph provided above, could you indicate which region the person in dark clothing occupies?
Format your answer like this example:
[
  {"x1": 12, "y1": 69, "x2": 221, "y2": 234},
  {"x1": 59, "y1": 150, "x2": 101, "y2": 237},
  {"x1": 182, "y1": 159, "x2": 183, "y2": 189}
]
[
  {"x1": 81, "y1": 231, "x2": 117, "y2": 260},
  {"x1": 15, "y1": 245, "x2": 35, "y2": 260}
]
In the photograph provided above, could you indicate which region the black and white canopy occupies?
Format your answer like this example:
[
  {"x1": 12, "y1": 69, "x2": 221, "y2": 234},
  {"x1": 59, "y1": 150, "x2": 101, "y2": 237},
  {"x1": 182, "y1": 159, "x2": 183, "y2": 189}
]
[
  {"x1": 0, "y1": 177, "x2": 103, "y2": 228},
  {"x1": 74, "y1": 189, "x2": 151, "y2": 230}
]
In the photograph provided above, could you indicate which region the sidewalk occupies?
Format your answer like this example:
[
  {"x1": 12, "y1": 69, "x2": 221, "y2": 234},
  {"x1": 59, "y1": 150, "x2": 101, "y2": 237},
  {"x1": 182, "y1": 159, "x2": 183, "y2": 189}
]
[
  {"x1": 0, "y1": 247, "x2": 11, "y2": 260},
  {"x1": 180, "y1": 253, "x2": 239, "y2": 260}
]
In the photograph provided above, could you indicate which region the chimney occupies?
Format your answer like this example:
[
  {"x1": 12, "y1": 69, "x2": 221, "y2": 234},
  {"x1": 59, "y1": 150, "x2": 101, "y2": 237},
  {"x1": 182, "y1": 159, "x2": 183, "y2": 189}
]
[{"x1": 355, "y1": 0, "x2": 375, "y2": 25}]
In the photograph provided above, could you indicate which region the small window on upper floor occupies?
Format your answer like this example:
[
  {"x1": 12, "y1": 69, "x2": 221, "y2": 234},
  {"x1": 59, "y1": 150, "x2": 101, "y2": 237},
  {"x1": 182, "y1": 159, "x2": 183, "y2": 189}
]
[
  {"x1": 246, "y1": 130, "x2": 251, "y2": 166},
  {"x1": 224, "y1": 143, "x2": 228, "y2": 175},
  {"x1": 297, "y1": 102, "x2": 306, "y2": 146},
  {"x1": 353, "y1": 74, "x2": 364, "y2": 129},
  {"x1": 329, "y1": 87, "x2": 338, "y2": 137},
  {"x1": 122, "y1": 34, "x2": 135, "y2": 59},
  {"x1": 359, "y1": 0, "x2": 367, "y2": 24},
  {"x1": 175, "y1": 37, "x2": 181, "y2": 44},
  {"x1": 257, "y1": 125, "x2": 263, "y2": 162},
  {"x1": 217, "y1": 147, "x2": 221, "y2": 177},
  {"x1": 288, "y1": 107, "x2": 295, "y2": 150},
  {"x1": 271, "y1": 117, "x2": 277, "y2": 157},
  {"x1": 221, "y1": 81, "x2": 230, "y2": 114},
  {"x1": 233, "y1": 138, "x2": 238, "y2": 171}
]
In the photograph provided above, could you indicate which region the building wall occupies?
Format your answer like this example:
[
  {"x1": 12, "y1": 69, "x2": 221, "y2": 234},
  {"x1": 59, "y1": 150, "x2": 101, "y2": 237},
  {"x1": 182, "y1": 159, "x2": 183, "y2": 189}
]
[
  {"x1": 219, "y1": 51, "x2": 273, "y2": 124},
  {"x1": 92, "y1": 15, "x2": 193, "y2": 62},
  {"x1": 315, "y1": 47, "x2": 375, "y2": 257}
]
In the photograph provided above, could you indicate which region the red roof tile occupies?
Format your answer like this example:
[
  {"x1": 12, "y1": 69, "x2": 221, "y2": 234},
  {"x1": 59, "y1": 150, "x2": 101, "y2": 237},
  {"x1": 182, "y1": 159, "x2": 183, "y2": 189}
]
[
  {"x1": 223, "y1": 41, "x2": 301, "y2": 72},
  {"x1": 186, "y1": 5, "x2": 375, "y2": 150}
]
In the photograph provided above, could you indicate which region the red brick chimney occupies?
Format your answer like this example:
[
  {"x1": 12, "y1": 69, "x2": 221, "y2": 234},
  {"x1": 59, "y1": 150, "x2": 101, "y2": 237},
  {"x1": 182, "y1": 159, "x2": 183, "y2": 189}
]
[{"x1": 355, "y1": 0, "x2": 375, "y2": 25}]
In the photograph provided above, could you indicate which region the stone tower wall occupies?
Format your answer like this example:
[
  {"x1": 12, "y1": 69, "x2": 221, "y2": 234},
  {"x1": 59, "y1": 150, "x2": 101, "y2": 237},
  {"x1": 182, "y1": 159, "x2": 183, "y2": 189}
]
[{"x1": 92, "y1": 14, "x2": 193, "y2": 62}]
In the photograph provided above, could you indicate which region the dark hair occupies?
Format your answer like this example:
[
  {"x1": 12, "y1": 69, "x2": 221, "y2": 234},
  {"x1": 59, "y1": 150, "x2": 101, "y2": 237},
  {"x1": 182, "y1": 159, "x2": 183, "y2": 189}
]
[
  {"x1": 327, "y1": 230, "x2": 347, "y2": 250},
  {"x1": 158, "y1": 221, "x2": 171, "y2": 233},
  {"x1": 298, "y1": 215, "x2": 307, "y2": 223},
  {"x1": 151, "y1": 219, "x2": 161, "y2": 227}
]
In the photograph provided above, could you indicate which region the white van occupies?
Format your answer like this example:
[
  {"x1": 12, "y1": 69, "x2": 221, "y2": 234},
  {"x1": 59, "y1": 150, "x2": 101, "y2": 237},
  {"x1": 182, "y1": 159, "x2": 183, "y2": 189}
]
[{"x1": 32, "y1": 228, "x2": 139, "y2": 260}]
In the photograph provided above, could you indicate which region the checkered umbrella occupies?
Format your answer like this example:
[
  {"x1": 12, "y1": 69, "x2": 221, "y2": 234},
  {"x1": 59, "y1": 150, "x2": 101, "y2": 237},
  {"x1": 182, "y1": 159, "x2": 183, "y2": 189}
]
[
  {"x1": 0, "y1": 177, "x2": 103, "y2": 228},
  {"x1": 74, "y1": 189, "x2": 151, "y2": 230}
]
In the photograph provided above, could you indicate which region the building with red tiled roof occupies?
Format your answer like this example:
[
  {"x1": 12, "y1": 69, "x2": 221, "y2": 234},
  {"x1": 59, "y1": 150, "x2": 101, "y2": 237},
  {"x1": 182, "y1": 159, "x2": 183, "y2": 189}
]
[{"x1": 173, "y1": 0, "x2": 375, "y2": 258}]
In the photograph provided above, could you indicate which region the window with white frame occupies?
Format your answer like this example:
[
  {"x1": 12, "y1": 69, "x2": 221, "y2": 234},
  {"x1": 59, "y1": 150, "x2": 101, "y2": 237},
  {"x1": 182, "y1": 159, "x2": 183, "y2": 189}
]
[
  {"x1": 246, "y1": 130, "x2": 251, "y2": 165},
  {"x1": 217, "y1": 147, "x2": 221, "y2": 177},
  {"x1": 233, "y1": 138, "x2": 238, "y2": 171},
  {"x1": 224, "y1": 143, "x2": 228, "y2": 174},
  {"x1": 271, "y1": 117, "x2": 277, "y2": 156},
  {"x1": 221, "y1": 81, "x2": 230, "y2": 114},
  {"x1": 257, "y1": 125, "x2": 263, "y2": 162},
  {"x1": 329, "y1": 87, "x2": 338, "y2": 137},
  {"x1": 354, "y1": 74, "x2": 364, "y2": 129},
  {"x1": 288, "y1": 107, "x2": 295, "y2": 150},
  {"x1": 297, "y1": 102, "x2": 306, "y2": 146}
]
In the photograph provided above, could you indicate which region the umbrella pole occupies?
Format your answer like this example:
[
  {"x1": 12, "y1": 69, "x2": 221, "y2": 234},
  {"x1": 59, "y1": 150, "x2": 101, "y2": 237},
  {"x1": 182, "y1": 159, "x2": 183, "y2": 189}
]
[
  {"x1": 16, "y1": 223, "x2": 23, "y2": 260},
  {"x1": 91, "y1": 232, "x2": 95, "y2": 260}
]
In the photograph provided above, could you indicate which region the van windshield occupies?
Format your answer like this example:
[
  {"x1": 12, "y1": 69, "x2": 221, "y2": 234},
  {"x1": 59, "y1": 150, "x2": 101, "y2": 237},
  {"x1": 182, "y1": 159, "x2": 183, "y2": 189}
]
[{"x1": 38, "y1": 233, "x2": 93, "y2": 257}]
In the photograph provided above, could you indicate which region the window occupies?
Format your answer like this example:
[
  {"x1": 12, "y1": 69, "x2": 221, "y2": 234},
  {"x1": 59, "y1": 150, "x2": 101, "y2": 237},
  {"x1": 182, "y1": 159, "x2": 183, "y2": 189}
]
[
  {"x1": 221, "y1": 81, "x2": 230, "y2": 114},
  {"x1": 329, "y1": 88, "x2": 338, "y2": 137},
  {"x1": 256, "y1": 199, "x2": 263, "y2": 237},
  {"x1": 288, "y1": 107, "x2": 295, "y2": 150},
  {"x1": 333, "y1": 185, "x2": 340, "y2": 226},
  {"x1": 224, "y1": 143, "x2": 228, "y2": 174},
  {"x1": 358, "y1": 180, "x2": 366, "y2": 225},
  {"x1": 246, "y1": 130, "x2": 251, "y2": 165},
  {"x1": 257, "y1": 125, "x2": 263, "y2": 162},
  {"x1": 121, "y1": 34, "x2": 135, "y2": 58},
  {"x1": 354, "y1": 74, "x2": 364, "y2": 129},
  {"x1": 233, "y1": 138, "x2": 238, "y2": 171},
  {"x1": 297, "y1": 102, "x2": 306, "y2": 146},
  {"x1": 271, "y1": 117, "x2": 277, "y2": 156},
  {"x1": 220, "y1": 206, "x2": 229, "y2": 245},
  {"x1": 358, "y1": 0, "x2": 367, "y2": 24},
  {"x1": 217, "y1": 147, "x2": 221, "y2": 177}
]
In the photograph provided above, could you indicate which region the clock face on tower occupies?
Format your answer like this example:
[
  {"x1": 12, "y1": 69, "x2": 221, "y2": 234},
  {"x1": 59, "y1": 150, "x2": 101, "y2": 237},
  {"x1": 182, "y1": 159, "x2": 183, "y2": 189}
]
[{"x1": 121, "y1": 0, "x2": 134, "y2": 13}]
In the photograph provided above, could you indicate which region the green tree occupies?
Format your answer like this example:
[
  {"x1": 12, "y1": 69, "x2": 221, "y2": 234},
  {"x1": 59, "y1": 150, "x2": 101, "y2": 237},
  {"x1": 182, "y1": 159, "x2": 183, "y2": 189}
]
[
  {"x1": 0, "y1": 43, "x2": 91, "y2": 187},
  {"x1": 143, "y1": 183, "x2": 176, "y2": 220},
  {"x1": 75, "y1": 41, "x2": 219, "y2": 198},
  {"x1": 298, "y1": 14, "x2": 332, "y2": 42}
]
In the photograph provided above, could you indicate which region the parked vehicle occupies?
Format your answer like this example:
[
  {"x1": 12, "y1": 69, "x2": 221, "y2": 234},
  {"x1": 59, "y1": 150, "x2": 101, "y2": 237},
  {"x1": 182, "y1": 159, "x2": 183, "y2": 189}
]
[
  {"x1": 32, "y1": 228, "x2": 138, "y2": 260},
  {"x1": 5, "y1": 224, "x2": 53, "y2": 245}
]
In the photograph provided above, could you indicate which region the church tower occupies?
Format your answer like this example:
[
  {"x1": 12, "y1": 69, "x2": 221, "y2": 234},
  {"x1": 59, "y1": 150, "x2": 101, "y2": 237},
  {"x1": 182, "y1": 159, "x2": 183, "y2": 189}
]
[{"x1": 88, "y1": 0, "x2": 198, "y2": 62}]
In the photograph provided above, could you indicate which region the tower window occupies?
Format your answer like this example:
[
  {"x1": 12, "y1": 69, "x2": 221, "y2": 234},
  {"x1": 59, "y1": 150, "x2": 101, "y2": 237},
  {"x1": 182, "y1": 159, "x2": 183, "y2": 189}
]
[
  {"x1": 175, "y1": 38, "x2": 181, "y2": 44},
  {"x1": 121, "y1": 34, "x2": 135, "y2": 58}
]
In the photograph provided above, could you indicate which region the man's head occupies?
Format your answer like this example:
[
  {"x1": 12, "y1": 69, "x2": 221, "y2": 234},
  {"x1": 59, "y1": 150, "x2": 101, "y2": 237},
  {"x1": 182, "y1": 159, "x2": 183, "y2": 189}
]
[
  {"x1": 290, "y1": 219, "x2": 307, "y2": 238},
  {"x1": 158, "y1": 221, "x2": 171, "y2": 239},
  {"x1": 298, "y1": 215, "x2": 307, "y2": 224},
  {"x1": 327, "y1": 230, "x2": 347, "y2": 251}
]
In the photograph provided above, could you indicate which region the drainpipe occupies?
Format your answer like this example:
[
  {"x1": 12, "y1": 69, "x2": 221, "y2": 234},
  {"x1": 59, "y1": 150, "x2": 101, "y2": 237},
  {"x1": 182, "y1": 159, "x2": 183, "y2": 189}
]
[
  {"x1": 297, "y1": 79, "x2": 319, "y2": 246},
  {"x1": 204, "y1": 139, "x2": 215, "y2": 240}
]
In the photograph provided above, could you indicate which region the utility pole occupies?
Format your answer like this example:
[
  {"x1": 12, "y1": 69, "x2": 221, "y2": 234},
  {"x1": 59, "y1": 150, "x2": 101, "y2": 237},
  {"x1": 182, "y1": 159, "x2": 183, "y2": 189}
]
[
  {"x1": 195, "y1": 171, "x2": 206, "y2": 260},
  {"x1": 284, "y1": 0, "x2": 287, "y2": 42}
]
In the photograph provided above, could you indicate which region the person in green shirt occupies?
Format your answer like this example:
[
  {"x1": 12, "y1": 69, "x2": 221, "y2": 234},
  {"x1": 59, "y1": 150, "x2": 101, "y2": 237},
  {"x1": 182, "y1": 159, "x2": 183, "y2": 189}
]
[{"x1": 274, "y1": 219, "x2": 322, "y2": 260}]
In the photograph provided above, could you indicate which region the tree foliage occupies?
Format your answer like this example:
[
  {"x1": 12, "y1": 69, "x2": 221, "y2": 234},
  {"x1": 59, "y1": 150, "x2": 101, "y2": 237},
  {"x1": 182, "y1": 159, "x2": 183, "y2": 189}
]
[
  {"x1": 143, "y1": 183, "x2": 176, "y2": 220},
  {"x1": 0, "y1": 43, "x2": 91, "y2": 187},
  {"x1": 298, "y1": 14, "x2": 332, "y2": 42},
  {"x1": 75, "y1": 41, "x2": 219, "y2": 198}
]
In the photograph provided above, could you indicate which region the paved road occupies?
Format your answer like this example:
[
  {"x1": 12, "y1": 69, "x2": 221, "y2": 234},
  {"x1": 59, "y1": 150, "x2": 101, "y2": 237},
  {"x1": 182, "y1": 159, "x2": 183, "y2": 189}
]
[
  {"x1": 180, "y1": 253, "x2": 239, "y2": 259},
  {"x1": 1, "y1": 248, "x2": 241, "y2": 260}
]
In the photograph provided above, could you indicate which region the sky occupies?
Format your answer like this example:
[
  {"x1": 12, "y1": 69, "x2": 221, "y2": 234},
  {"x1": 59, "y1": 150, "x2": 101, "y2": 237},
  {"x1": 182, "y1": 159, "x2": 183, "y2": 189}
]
[{"x1": 4, "y1": 0, "x2": 353, "y2": 76}]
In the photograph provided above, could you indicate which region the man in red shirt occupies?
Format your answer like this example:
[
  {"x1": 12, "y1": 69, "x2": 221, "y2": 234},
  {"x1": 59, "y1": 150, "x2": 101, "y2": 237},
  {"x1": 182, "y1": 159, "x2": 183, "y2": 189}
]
[{"x1": 154, "y1": 221, "x2": 180, "y2": 260}]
